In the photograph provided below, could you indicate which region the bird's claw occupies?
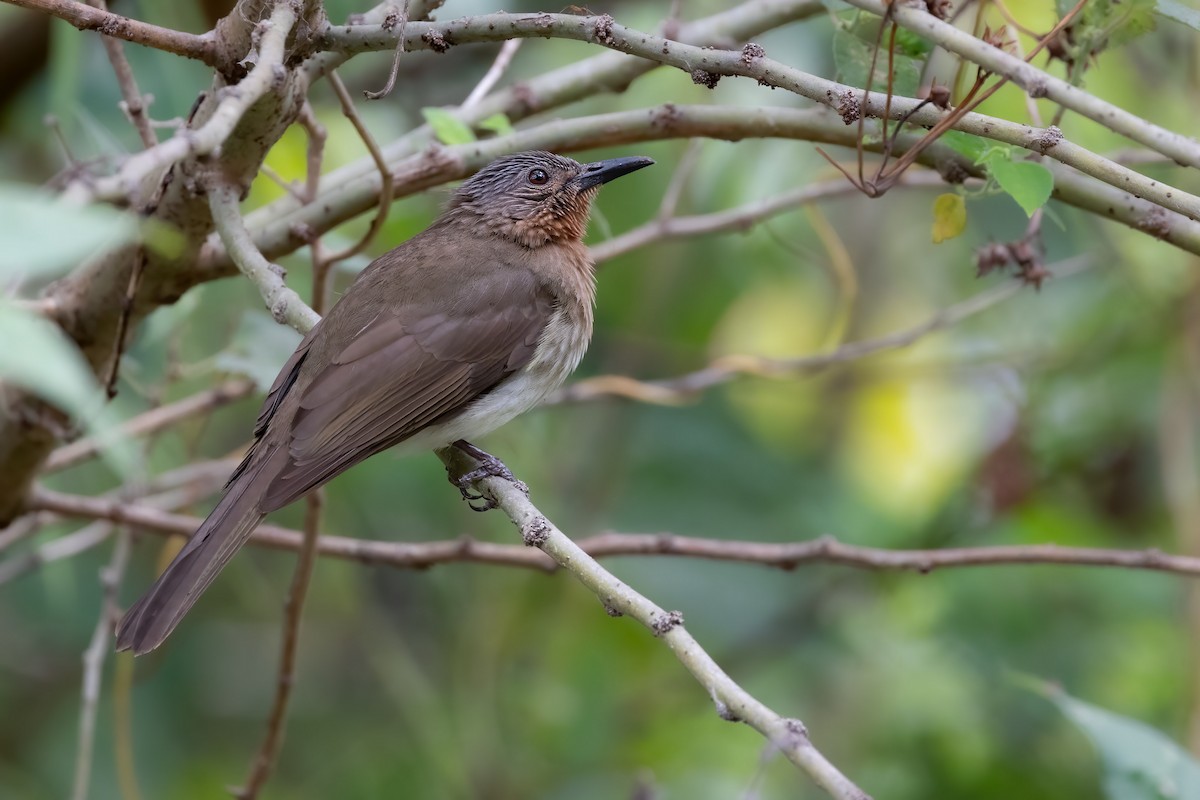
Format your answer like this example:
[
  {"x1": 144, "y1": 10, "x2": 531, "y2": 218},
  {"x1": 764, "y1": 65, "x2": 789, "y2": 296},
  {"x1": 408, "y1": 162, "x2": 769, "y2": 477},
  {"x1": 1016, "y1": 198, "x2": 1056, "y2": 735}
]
[{"x1": 448, "y1": 440, "x2": 529, "y2": 512}]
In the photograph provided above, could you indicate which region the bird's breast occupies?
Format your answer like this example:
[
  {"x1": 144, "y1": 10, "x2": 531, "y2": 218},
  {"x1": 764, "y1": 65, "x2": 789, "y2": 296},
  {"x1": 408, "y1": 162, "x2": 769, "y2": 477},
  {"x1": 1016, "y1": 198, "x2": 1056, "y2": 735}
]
[{"x1": 404, "y1": 305, "x2": 591, "y2": 450}]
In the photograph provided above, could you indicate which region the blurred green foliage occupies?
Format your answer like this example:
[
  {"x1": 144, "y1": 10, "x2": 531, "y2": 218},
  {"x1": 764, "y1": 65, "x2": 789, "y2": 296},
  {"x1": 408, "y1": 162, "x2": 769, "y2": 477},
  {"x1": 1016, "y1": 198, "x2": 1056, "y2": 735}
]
[{"x1": 2, "y1": 0, "x2": 1200, "y2": 798}]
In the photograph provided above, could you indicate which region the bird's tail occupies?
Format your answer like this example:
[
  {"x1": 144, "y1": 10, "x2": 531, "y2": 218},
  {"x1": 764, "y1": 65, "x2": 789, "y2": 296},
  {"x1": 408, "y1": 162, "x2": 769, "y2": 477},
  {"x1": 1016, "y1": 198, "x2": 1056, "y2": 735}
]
[{"x1": 116, "y1": 449, "x2": 280, "y2": 655}]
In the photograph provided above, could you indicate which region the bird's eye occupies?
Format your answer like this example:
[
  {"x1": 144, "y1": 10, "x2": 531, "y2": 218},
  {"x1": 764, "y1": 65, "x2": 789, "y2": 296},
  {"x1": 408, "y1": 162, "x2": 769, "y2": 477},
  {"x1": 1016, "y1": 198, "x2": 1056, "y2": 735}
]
[{"x1": 528, "y1": 168, "x2": 550, "y2": 186}]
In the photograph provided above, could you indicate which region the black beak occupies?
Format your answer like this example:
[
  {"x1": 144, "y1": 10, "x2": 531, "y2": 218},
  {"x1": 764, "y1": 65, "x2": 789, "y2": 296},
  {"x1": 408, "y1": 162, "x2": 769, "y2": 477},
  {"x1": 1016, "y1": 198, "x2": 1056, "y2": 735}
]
[{"x1": 574, "y1": 156, "x2": 655, "y2": 190}]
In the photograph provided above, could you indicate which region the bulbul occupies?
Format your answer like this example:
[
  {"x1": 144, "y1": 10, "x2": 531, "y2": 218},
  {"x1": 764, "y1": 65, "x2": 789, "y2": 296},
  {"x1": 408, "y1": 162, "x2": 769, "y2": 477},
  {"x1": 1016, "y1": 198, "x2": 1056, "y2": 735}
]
[{"x1": 116, "y1": 150, "x2": 654, "y2": 654}]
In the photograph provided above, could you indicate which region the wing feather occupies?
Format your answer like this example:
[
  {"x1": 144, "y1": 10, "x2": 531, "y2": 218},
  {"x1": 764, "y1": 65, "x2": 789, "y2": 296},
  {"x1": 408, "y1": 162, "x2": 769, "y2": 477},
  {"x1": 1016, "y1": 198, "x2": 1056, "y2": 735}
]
[{"x1": 258, "y1": 276, "x2": 554, "y2": 512}]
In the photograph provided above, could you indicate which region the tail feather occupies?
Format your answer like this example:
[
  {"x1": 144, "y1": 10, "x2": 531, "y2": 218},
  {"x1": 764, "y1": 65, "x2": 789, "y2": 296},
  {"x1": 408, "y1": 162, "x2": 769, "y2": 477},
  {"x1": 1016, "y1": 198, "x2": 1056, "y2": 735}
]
[{"x1": 116, "y1": 449, "x2": 280, "y2": 654}]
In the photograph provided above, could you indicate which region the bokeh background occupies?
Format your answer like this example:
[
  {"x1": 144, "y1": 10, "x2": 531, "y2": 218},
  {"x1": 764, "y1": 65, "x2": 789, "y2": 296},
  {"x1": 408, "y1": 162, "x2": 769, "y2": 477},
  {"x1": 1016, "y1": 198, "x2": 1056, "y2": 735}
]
[{"x1": 2, "y1": 0, "x2": 1199, "y2": 797}]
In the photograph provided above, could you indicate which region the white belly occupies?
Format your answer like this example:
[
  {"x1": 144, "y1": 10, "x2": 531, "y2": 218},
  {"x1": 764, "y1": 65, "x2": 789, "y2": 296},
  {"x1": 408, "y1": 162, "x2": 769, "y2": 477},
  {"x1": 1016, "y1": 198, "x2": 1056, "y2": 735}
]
[{"x1": 401, "y1": 309, "x2": 589, "y2": 451}]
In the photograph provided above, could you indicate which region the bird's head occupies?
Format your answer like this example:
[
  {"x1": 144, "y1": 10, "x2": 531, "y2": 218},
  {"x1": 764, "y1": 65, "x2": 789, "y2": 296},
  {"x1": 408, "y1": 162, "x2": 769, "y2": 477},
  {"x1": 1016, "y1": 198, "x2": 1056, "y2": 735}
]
[{"x1": 446, "y1": 151, "x2": 654, "y2": 248}]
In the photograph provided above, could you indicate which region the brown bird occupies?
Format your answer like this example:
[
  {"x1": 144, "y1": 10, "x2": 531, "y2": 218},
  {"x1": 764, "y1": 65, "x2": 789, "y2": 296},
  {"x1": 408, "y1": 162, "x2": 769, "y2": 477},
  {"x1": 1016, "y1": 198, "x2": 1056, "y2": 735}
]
[{"x1": 116, "y1": 151, "x2": 653, "y2": 654}]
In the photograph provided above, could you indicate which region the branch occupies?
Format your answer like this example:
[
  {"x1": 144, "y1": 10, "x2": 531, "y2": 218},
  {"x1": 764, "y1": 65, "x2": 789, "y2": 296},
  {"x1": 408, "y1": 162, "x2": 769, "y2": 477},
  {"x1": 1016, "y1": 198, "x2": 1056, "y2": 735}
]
[
  {"x1": 551, "y1": 257, "x2": 1088, "y2": 406},
  {"x1": 438, "y1": 448, "x2": 870, "y2": 800},
  {"x1": 460, "y1": 38, "x2": 522, "y2": 109},
  {"x1": 69, "y1": 1, "x2": 299, "y2": 203},
  {"x1": 26, "y1": 487, "x2": 1200, "y2": 578},
  {"x1": 0, "y1": 522, "x2": 112, "y2": 586},
  {"x1": 209, "y1": 180, "x2": 320, "y2": 333},
  {"x1": 6, "y1": 0, "x2": 217, "y2": 65},
  {"x1": 70, "y1": 527, "x2": 131, "y2": 800},
  {"x1": 841, "y1": 0, "x2": 1200, "y2": 169},
  {"x1": 234, "y1": 493, "x2": 323, "y2": 800},
  {"x1": 590, "y1": 171, "x2": 952, "y2": 265},
  {"x1": 287, "y1": 0, "x2": 825, "y2": 225},
  {"x1": 43, "y1": 380, "x2": 255, "y2": 473},
  {"x1": 313, "y1": 12, "x2": 1199, "y2": 220},
  {"x1": 88, "y1": 0, "x2": 157, "y2": 149},
  {"x1": 220, "y1": 106, "x2": 1200, "y2": 286}
]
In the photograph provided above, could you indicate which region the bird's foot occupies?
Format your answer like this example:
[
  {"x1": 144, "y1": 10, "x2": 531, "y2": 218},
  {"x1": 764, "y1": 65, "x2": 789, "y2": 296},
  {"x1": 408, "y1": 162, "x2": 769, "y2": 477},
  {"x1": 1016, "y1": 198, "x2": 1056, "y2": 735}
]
[{"x1": 449, "y1": 440, "x2": 528, "y2": 512}]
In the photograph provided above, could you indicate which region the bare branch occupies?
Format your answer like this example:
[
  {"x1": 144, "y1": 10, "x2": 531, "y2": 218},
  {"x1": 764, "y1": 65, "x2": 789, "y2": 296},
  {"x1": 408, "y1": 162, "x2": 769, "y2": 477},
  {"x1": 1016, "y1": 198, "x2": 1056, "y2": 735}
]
[
  {"x1": 27, "y1": 485, "x2": 1200, "y2": 579},
  {"x1": 591, "y1": 172, "x2": 951, "y2": 265},
  {"x1": 70, "y1": 528, "x2": 131, "y2": 800},
  {"x1": 227, "y1": 106, "x2": 1200, "y2": 282},
  {"x1": 297, "y1": 102, "x2": 326, "y2": 204},
  {"x1": 209, "y1": 180, "x2": 320, "y2": 333},
  {"x1": 0, "y1": 522, "x2": 112, "y2": 587},
  {"x1": 7, "y1": 0, "x2": 217, "y2": 65},
  {"x1": 70, "y1": 2, "x2": 299, "y2": 203},
  {"x1": 315, "y1": 72, "x2": 393, "y2": 267},
  {"x1": 553, "y1": 257, "x2": 1089, "y2": 406},
  {"x1": 234, "y1": 493, "x2": 324, "y2": 800},
  {"x1": 460, "y1": 38, "x2": 522, "y2": 109},
  {"x1": 442, "y1": 450, "x2": 871, "y2": 799},
  {"x1": 362, "y1": 2, "x2": 409, "y2": 101},
  {"x1": 88, "y1": 0, "x2": 157, "y2": 149},
  {"x1": 842, "y1": 0, "x2": 1200, "y2": 169},
  {"x1": 44, "y1": 380, "x2": 255, "y2": 473},
  {"x1": 314, "y1": 12, "x2": 1199, "y2": 221}
]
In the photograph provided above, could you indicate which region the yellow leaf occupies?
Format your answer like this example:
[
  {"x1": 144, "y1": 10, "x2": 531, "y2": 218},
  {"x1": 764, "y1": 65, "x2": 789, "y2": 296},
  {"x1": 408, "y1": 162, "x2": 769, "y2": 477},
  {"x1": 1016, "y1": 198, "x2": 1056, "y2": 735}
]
[{"x1": 931, "y1": 193, "x2": 967, "y2": 244}]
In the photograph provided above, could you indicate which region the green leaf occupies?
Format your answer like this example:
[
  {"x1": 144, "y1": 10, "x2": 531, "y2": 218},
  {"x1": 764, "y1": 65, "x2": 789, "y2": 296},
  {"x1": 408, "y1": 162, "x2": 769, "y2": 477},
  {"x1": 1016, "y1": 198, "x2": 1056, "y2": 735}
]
[
  {"x1": 893, "y1": 27, "x2": 933, "y2": 59},
  {"x1": 1038, "y1": 683, "x2": 1200, "y2": 800},
  {"x1": 421, "y1": 108, "x2": 476, "y2": 145},
  {"x1": 0, "y1": 302, "x2": 135, "y2": 478},
  {"x1": 477, "y1": 113, "x2": 516, "y2": 136},
  {"x1": 985, "y1": 158, "x2": 1054, "y2": 217},
  {"x1": 0, "y1": 185, "x2": 139, "y2": 280},
  {"x1": 931, "y1": 193, "x2": 967, "y2": 243},
  {"x1": 940, "y1": 131, "x2": 991, "y2": 163},
  {"x1": 215, "y1": 311, "x2": 303, "y2": 391},
  {"x1": 1156, "y1": 0, "x2": 1200, "y2": 30},
  {"x1": 832, "y1": 26, "x2": 921, "y2": 96}
]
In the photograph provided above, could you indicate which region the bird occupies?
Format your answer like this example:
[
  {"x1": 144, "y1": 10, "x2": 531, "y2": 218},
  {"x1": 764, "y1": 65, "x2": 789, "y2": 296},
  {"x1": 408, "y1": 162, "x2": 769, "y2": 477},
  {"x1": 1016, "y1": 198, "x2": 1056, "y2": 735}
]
[{"x1": 116, "y1": 150, "x2": 654, "y2": 655}]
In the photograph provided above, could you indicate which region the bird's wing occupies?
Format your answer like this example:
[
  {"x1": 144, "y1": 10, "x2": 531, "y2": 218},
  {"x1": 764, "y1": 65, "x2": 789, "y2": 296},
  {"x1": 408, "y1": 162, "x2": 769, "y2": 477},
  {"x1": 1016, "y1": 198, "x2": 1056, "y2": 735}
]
[{"x1": 257, "y1": 281, "x2": 556, "y2": 511}]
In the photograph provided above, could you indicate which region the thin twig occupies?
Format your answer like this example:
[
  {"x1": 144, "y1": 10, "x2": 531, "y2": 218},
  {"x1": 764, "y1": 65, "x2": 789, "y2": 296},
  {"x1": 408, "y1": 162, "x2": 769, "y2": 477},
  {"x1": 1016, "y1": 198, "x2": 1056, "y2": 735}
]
[
  {"x1": 363, "y1": 2, "x2": 409, "y2": 100},
  {"x1": 234, "y1": 493, "x2": 324, "y2": 800},
  {"x1": 0, "y1": 522, "x2": 113, "y2": 587},
  {"x1": 70, "y1": 528, "x2": 132, "y2": 800},
  {"x1": 103, "y1": 247, "x2": 147, "y2": 399},
  {"x1": 0, "y1": 512, "x2": 49, "y2": 554},
  {"x1": 69, "y1": 2, "x2": 298, "y2": 203},
  {"x1": 44, "y1": 380, "x2": 255, "y2": 473},
  {"x1": 552, "y1": 257, "x2": 1088, "y2": 406},
  {"x1": 657, "y1": 139, "x2": 705, "y2": 222},
  {"x1": 461, "y1": 39, "x2": 522, "y2": 109},
  {"x1": 297, "y1": 101, "x2": 326, "y2": 204},
  {"x1": 843, "y1": 0, "x2": 1196, "y2": 161},
  {"x1": 591, "y1": 172, "x2": 951, "y2": 264},
  {"x1": 258, "y1": 164, "x2": 309, "y2": 203},
  {"x1": 6, "y1": 0, "x2": 216, "y2": 65},
  {"x1": 315, "y1": 71, "x2": 394, "y2": 269},
  {"x1": 88, "y1": 0, "x2": 156, "y2": 149}
]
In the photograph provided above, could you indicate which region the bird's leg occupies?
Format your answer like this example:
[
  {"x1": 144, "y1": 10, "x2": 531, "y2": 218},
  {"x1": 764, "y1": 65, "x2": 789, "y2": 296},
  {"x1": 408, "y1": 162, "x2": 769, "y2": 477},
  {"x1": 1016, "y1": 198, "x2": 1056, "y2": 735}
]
[{"x1": 448, "y1": 439, "x2": 529, "y2": 512}]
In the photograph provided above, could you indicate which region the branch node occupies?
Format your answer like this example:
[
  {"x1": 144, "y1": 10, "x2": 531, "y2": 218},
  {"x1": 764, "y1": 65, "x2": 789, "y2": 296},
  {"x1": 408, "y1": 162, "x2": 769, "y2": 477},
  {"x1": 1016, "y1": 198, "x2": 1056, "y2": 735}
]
[
  {"x1": 521, "y1": 515, "x2": 551, "y2": 547},
  {"x1": 784, "y1": 718, "x2": 810, "y2": 739},
  {"x1": 741, "y1": 42, "x2": 766, "y2": 64},
  {"x1": 714, "y1": 695, "x2": 742, "y2": 722},
  {"x1": 835, "y1": 90, "x2": 861, "y2": 125},
  {"x1": 421, "y1": 29, "x2": 450, "y2": 52},
  {"x1": 592, "y1": 14, "x2": 615, "y2": 45},
  {"x1": 651, "y1": 609, "x2": 684, "y2": 636},
  {"x1": 690, "y1": 69, "x2": 720, "y2": 89},
  {"x1": 1035, "y1": 125, "x2": 1064, "y2": 153}
]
